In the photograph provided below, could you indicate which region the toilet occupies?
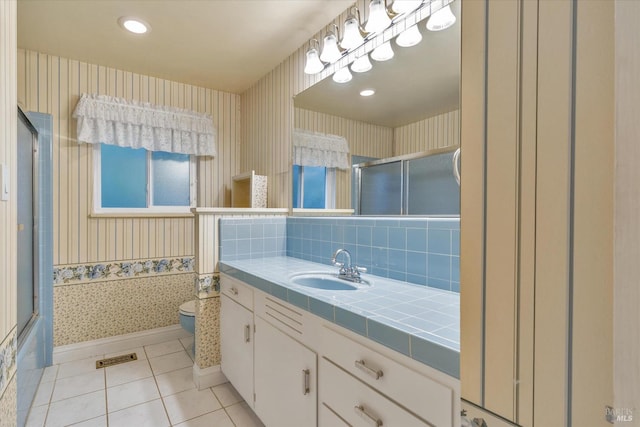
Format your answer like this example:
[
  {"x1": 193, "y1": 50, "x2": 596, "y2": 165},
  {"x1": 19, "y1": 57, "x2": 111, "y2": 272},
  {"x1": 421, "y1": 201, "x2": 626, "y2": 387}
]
[{"x1": 179, "y1": 300, "x2": 196, "y2": 354}]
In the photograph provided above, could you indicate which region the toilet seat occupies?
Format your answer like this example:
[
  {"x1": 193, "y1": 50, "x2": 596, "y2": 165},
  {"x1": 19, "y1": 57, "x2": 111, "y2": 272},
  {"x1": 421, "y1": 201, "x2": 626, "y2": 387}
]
[{"x1": 179, "y1": 300, "x2": 196, "y2": 317}]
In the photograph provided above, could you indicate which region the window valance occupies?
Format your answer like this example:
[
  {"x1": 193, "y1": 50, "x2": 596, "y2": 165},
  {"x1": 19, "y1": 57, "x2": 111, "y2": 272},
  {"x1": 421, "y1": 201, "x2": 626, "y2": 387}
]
[
  {"x1": 292, "y1": 128, "x2": 350, "y2": 170},
  {"x1": 72, "y1": 93, "x2": 217, "y2": 156}
]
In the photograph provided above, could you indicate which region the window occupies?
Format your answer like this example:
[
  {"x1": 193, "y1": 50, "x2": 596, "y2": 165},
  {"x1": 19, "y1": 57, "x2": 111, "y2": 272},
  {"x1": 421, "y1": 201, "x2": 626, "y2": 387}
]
[
  {"x1": 292, "y1": 165, "x2": 336, "y2": 209},
  {"x1": 94, "y1": 144, "x2": 195, "y2": 213}
]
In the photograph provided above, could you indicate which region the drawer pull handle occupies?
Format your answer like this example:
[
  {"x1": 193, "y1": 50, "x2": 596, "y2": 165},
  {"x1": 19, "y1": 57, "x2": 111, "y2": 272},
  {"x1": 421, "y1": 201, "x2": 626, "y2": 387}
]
[
  {"x1": 244, "y1": 324, "x2": 251, "y2": 343},
  {"x1": 302, "y1": 369, "x2": 310, "y2": 395},
  {"x1": 354, "y1": 404, "x2": 383, "y2": 426},
  {"x1": 355, "y1": 359, "x2": 383, "y2": 380},
  {"x1": 230, "y1": 287, "x2": 239, "y2": 296}
]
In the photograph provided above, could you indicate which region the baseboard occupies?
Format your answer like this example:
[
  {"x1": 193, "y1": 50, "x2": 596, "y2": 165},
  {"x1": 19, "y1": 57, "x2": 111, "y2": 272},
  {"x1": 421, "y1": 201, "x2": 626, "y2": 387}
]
[
  {"x1": 53, "y1": 324, "x2": 192, "y2": 365},
  {"x1": 192, "y1": 363, "x2": 227, "y2": 390}
]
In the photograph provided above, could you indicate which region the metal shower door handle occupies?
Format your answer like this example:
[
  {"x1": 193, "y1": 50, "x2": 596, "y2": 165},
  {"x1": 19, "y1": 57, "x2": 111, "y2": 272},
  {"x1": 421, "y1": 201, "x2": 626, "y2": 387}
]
[{"x1": 453, "y1": 147, "x2": 461, "y2": 186}]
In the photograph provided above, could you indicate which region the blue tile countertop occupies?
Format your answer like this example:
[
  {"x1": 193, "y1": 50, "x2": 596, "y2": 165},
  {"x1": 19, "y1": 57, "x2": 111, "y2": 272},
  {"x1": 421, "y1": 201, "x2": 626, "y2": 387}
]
[{"x1": 219, "y1": 256, "x2": 460, "y2": 378}]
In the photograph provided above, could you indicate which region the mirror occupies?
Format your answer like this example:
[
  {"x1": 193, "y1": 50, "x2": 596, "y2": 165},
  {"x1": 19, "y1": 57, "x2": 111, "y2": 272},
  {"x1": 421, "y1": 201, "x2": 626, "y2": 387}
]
[{"x1": 293, "y1": 0, "x2": 460, "y2": 213}]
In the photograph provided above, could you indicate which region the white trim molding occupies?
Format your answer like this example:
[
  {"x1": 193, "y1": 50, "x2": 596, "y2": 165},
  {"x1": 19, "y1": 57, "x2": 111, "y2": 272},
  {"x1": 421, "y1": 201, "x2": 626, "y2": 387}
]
[{"x1": 192, "y1": 363, "x2": 227, "y2": 391}]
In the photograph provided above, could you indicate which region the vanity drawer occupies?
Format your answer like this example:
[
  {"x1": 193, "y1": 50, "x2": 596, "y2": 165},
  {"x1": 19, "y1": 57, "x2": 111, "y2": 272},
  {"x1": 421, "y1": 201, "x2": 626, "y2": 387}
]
[
  {"x1": 320, "y1": 357, "x2": 428, "y2": 427},
  {"x1": 220, "y1": 274, "x2": 253, "y2": 311},
  {"x1": 322, "y1": 326, "x2": 453, "y2": 427}
]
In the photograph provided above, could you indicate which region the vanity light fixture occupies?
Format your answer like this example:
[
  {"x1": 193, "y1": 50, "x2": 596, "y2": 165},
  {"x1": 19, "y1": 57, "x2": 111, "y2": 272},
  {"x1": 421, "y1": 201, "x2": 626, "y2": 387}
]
[
  {"x1": 426, "y1": 2, "x2": 456, "y2": 31},
  {"x1": 341, "y1": 7, "x2": 369, "y2": 50},
  {"x1": 371, "y1": 41, "x2": 395, "y2": 61},
  {"x1": 118, "y1": 16, "x2": 150, "y2": 34},
  {"x1": 351, "y1": 54, "x2": 373, "y2": 73},
  {"x1": 304, "y1": 39, "x2": 325, "y2": 74},
  {"x1": 320, "y1": 24, "x2": 345, "y2": 63},
  {"x1": 391, "y1": 0, "x2": 423, "y2": 15},
  {"x1": 360, "y1": 89, "x2": 376, "y2": 97},
  {"x1": 332, "y1": 67, "x2": 353, "y2": 83},
  {"x1": 365, "y1": 0, "x2": 396, "y2": 34},
  {"x1": 396, "y1": 24, "x2": 422, "y2": 47}
]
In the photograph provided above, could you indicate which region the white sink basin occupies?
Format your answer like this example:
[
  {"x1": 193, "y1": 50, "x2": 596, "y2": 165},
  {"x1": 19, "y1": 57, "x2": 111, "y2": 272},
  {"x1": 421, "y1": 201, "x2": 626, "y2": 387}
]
[{"x1": 289, "y1": 273, "x2": 371, "y2": 291}]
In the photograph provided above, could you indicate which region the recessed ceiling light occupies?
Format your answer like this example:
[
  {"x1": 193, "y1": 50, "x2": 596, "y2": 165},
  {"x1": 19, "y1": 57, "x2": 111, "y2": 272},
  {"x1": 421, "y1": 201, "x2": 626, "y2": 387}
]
[
  {"x1": 118, "y1": 17, "x2": 151, "y2": 34},
  {"x1": 360, "y1": 89, "x2": 375, "y2": 97}
]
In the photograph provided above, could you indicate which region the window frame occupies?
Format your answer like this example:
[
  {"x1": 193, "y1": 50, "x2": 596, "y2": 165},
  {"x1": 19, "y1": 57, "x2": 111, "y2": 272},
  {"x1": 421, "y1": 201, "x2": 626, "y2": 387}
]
[
  {"x1": 292, "y1": 165, "x2": 336, "y2": 209},
  {"x1": 92, "y1": 144, "x2": 197, "y2": 215}
]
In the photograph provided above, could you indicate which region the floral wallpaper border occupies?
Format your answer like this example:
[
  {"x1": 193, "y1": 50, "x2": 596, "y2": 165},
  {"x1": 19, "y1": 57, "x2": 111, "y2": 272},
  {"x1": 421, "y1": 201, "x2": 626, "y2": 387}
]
[
  {"x1": 196, "y1": 274, "x2": 220, "y2": 299},
  {"x1": 53, "y1": 257, "x2": 195, "y2": 286},
  {"x1": 0, "y1": 329, "x2": 17, "y2": 400}
]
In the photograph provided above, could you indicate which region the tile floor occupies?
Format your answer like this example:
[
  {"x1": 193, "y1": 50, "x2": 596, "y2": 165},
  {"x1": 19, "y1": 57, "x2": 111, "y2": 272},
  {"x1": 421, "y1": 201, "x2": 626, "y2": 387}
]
[{"x1": 25, "y1": 335, "x2": 265, "y2": 427}]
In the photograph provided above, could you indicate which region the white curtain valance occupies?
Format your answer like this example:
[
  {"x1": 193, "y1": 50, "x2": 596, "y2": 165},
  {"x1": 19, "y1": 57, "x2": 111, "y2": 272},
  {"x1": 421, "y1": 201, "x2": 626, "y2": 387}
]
[
  {"x1": 292, "y1": 128, "x2": 350, "y2": 170},
  {"x1": 72, "y1": 93, "x2": 217, "y2": 156}
]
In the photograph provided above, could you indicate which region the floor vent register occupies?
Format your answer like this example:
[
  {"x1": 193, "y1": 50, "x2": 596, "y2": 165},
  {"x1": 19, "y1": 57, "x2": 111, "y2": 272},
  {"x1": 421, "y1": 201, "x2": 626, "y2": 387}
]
[{"x1": 95, "y1": 353, "x2": 138, "y2": 369}]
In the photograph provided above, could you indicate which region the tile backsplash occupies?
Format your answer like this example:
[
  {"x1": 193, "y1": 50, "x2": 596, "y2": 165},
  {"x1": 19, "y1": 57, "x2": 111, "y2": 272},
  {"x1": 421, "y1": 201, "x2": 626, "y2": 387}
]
[
  {"x1": 286, "y1": 217, "x2": 460, "y2": 292},
  {"x1": 219, "y1": 216, "x2": 459, "y2": 292},
  {"x1": 219, "y1": 217, "x2": 287, "y2": 261}
]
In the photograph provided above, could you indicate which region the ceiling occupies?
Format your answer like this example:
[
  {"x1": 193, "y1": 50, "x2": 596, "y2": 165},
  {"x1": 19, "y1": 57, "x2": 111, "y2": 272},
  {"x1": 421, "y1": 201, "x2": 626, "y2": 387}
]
[
  {"x1": 17, "y1": 0, "x2": 353, "y2": 94},
  {"x1": 294, "y1": 0, "x2": 460, "y2": 128}
]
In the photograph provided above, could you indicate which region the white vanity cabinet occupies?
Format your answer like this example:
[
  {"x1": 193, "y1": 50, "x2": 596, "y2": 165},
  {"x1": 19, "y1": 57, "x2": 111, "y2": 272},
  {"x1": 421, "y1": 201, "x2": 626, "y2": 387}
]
[
  {"x1": 219, "y1": 273, "x2": 459, "y2": 427},
  {"x1": 220, "y1": 277, "x2": 255, "y2": 408},
  {"x1": 254, "y1": 315, "x2": 317, "y2": 427}
]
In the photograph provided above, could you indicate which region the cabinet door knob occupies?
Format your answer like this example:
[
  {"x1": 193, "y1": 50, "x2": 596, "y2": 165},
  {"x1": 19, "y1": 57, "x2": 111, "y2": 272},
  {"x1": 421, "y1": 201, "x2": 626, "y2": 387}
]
[
  {"x1": 244, "y1": 324, "x2": 251, "y2": 343},
  {"x1": 355, "y1": 359, "x2": 383, "y2": 380},
  {"x1": 230, "y1": 287, "x2": 239, "y2": 295},
  {"x1": 302, "y1": 369, "x2": 310, "y2": 395},
  {"x1": 354, "y1": 404, "x2": 383, "y2": 426}
]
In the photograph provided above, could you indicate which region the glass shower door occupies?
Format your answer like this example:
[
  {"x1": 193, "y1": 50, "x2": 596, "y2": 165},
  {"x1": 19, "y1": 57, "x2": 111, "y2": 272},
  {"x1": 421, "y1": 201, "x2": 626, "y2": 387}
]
[
  {"x1": 359, "y1": 160, "x2": 403, "y2": 215},
  {"x1": 405, "y1": 151, "x2": 460, "y2": 215}
]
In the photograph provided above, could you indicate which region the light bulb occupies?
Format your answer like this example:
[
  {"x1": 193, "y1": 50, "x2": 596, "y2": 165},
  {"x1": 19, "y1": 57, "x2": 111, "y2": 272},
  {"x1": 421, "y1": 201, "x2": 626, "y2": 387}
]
[
  {"x1": 304, "y1": 48, "x2": 324, "y2": 74},
  {"x1": 320, "y1": 32, "x2": 343, "y2": 63},
  {"x1": 365, "y1": 0, "x2": 392, "y2": 34},
  {"x1": 426, "y1": 4, "x2": 456, "y2": 31},
  {"x1": 391, "y1": 0, "x2": 422, "y2": 15},
  {"x1": 351, "y1": 54, "x2": 373, "y2": 73},
  {"x1": 118, "y1": 17, "x2": 150, "y2": 34},
  {"x1": 371, "y1": 41, "x2": 394, "y2": 61},
  {"x1": 333, "y1": 67, "x2": 353, "y2": 83},
  {"x1": 360, "y1": 89, "x2": 376, "y2": 97},
  {"x1": 396, "y1": 25, "x2": 422, "y2": 47},
  {"x1": 342, "y1": 16, "x2": 365, "y2": 49}
]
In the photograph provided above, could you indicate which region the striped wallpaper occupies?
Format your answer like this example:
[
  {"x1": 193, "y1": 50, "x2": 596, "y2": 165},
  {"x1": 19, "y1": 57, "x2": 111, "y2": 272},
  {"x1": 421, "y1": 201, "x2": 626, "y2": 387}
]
[
  {"x1": 16, "y1": 49, "x2": 241, "y2": 265},
  {"x1": 394, "y1": 109, "x2": 460, "y2": 156},
  {"x1": 0, "y1": 0, "x2": 17, "y2": 347}
]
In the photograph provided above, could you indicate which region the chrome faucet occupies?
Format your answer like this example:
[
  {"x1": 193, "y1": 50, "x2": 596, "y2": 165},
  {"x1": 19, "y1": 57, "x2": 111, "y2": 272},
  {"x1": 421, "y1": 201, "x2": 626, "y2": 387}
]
[{"x1": 332, "y1": 249, "x2": 367, "y2": 283}]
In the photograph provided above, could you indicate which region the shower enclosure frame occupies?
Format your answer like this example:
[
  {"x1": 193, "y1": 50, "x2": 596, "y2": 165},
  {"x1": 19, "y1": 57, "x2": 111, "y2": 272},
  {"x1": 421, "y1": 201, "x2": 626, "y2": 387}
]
[
  {"x1": 16, "y1": 107, "x2": 40, "y2": 348},
  {"x1": 353, "y1": 145, "x2": 460, "y2": 216}
]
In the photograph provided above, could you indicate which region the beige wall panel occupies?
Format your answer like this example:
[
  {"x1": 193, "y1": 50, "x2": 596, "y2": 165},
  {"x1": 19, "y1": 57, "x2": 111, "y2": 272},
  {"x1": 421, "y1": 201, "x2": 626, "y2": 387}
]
[
  {"x1": 483, "y1": 0, "x2": 520, "y2": 418},
  {"x1": 534, "y1": 1, "x2": 573, "y2": 425},
  {"x1": 17, "y1": 50, "x2": 241, "y2": 265},
  {"x1": 515, "y1": 1, "x2": 538, "y2": 425},
  {"x1": 394, "y1": 109, "x2": 460, "y2": 156},
  {"x1": 614, "y1": 0, "x2": 640, "y2": 421},
  {"x1": 572, "y1": 1, "x2": 614, "y2": 425},
  {"x1": 460, "y1": 0, "x2": 486, "y2": 405}
]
